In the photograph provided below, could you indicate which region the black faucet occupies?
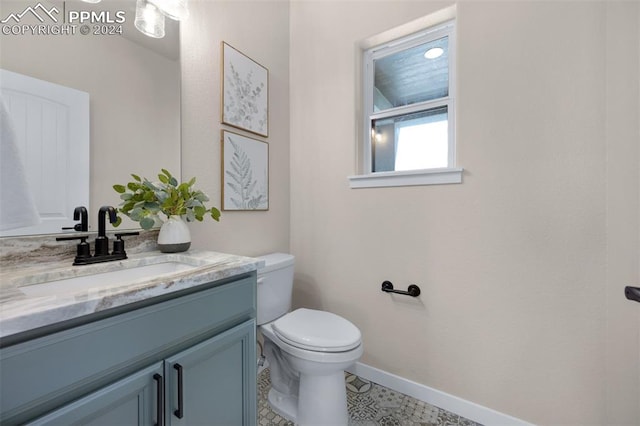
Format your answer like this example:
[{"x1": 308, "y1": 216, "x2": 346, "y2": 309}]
[
  {"x1": 56, "y1": 206, "x2": 139, "y2": 265},
  {"x1": 74, "y1": 206, "x2": 88, "y2": 232},
  {"x1": 61, "y1": 206, "x2": 88, "y2": 232},
  {"x1": 95, "y1": 206, "x2": 118, "y2": 256}
]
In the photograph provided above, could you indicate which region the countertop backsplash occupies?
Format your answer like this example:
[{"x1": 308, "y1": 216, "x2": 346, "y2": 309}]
[{"x1": 0, "y1": 230, "x2": 159, "y2": 272}]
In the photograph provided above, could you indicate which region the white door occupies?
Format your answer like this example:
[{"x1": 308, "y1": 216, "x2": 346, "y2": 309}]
[{"x1": 0, "y1": 69, "x2": 89, "y2": 236}]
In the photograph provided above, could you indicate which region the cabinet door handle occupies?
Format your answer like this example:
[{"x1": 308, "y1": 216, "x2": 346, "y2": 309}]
[
  {"x1": 153, "y1": 374, "x2": 164, "y2": 426},
  {"x1": 173, "y1": 364, "x2": 184, "y2": 419}
]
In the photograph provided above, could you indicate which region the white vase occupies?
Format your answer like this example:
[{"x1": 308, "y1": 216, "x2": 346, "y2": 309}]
[{"x1": 157, "y1": 215, "x2": 191, "y2": 253}]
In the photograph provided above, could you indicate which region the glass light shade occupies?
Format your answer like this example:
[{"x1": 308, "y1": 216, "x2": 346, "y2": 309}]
[
  {"x1": 149, "y1": 0, "x2": 189, "y2": 21},
  {"x1": 135, "y1": 0, "x2": 165, "y2": 39},
  {"x1": 424, "y1": 47, "x2": 444, "y2": 59}
]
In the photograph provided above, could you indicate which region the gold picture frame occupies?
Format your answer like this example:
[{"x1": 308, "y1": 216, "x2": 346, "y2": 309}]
[
  {"x1": 221, "y1": 130, "x2": 269, "y2": 211},
  {"x1": 221, "y1": 42, "x2": 269, "y2": 138}
]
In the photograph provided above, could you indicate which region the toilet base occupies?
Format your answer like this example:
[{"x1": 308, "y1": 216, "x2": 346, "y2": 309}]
[
  {"x1": 297, "y1": 371, "x2": 349, "y2": 425},
  {"x1": 268, "y1": 387, "x2": 298, "y2": 422},
  {"x1": 267, "y1": 388, "x2": 298, "y2": 424},
  {"x1": 267, "y1": 371, "x2": 349, "y2": 425}
]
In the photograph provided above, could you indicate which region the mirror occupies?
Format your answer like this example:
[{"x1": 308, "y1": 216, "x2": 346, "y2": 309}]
[{"x1": 0, "y1": 0, "x2": 181, "y2": 236}]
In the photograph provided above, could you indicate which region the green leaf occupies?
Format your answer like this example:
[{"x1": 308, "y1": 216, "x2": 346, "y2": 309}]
[
  {"x1": 131, "y1": 174, "x2": 141, "y2": 182},
  {"x1": 143, "y1": 191, "x2": 156, "y2": 202},
  {"x1": 158, "y1": 174, "x2": 169, "y2": 184},
  {"x1": 140, "y1": 217, "x2": 155, "y2": 230},
  {"x1": 121, "y1": 202, "x2": 134, "y2": 213},
  {"x1": 194, "y1": 205, "x2": 205, "y2": 217},
  {"x1": 211, "y1": 207, "x2": 221, "y2": 221},
  {"x1": 194, "y1": 192, "x2": 209, "y2": 202},
  {"x1": 129, "y1": 212, "x2": 141, "y2": 222},
  {"x1": 144, "y1": 202, "x2": 160, "y2": 211},
  {"x1": 113, "y1": 216, "x2": 122, "y2": 227},
  {"x1": 143, "y1": 182, "x2": 158, "y2": 193},
  {"x1": 113, "y1": 184, "x2": 126, "y2": 193}
]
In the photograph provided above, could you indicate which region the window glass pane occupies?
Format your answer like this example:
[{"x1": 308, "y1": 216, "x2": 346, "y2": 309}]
[
  {"x1": 373, "y1": 36, "x2": 448, "y2": 111},
  {"x1": 372, "y1": 107, "x2": 448, "y2": 172}
]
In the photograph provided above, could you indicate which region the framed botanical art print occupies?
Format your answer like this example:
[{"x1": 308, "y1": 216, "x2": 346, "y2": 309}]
[
  {"x1": 222, "y1": 130, "x2": 269, "y2": 211},
  {"x1": 222, "y1": 42, "x2": 269, "y2": 137}
]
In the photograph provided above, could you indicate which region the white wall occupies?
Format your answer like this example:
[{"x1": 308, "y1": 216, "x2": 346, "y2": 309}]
[
  {"x1": 605, "y1": 2, "x2": 640, "y2": 424},
  {"x1": 181, "y1": 0, "x2": 290, "y2": 256},
  {"x1": 290, "y1": 1, "x2": 639, "y2": 424}
]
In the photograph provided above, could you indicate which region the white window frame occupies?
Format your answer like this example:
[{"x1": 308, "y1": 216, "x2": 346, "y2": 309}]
[{"x1": 349, "y1": 18, "x2": 463, "y2": 189}]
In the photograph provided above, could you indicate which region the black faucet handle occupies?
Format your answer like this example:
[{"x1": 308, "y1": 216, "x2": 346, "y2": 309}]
[
  {"x1": 112, "y1": 231, "x2": 139, "y2": 256},
  {"x1": 61, "y1": 223, "x2": 85, "y2": 232},
  {"x1": 56, "y1": 235, "x2": 91, "y2": 262},
  {"x1": 61, "y1": 206, "x2": 89, "y2": 232},
  {"x1": 114, "y1": 231, "x2": 140, "y2": 238},
  {"x1": 56, "y1": 235, "x2": 90, "y2": 241}
]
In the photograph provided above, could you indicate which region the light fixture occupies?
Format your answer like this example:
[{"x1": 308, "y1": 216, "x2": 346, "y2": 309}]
[
  {"x1": 80, "y1": 0, "x2": 102, "y2": 3},
  {"x1": 424, "y1": 47, "x2": 444, "y2": 59},
  {"x1": 135, "y1": 0, "x2": 165, "y2": 39},
  {"x1": 372, "y1": 129, "x2": 384, "y2": 144},
  {"x1": 149, "y1": 0, "x2": 189, "y2": 21}
]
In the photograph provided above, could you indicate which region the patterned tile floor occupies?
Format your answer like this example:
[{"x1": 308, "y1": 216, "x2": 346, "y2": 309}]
[{"x1": 258, "y1": 368, "x2": 482, "y2": 426}]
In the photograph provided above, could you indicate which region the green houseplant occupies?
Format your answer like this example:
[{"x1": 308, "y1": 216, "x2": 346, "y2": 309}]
[{"x1": 113, "y1": 169, "x2": 220, "y2": 252}]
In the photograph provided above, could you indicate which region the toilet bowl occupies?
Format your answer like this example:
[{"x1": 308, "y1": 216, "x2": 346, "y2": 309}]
[{"x1": 257, "y1": 253, "x2": 363, "y2": 425}]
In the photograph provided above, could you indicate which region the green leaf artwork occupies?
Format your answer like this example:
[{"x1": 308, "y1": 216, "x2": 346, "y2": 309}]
[
  {"x1": 222, "y1": 43, "x2": 268, "y2": 136},
  {"x1": 223, "y1": 132, "x2": 268, "y2": 211}
]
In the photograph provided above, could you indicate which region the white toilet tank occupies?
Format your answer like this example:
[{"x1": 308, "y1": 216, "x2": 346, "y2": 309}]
[{"x1": 257, "y1": 253, "x2": 295, "y2": 325}]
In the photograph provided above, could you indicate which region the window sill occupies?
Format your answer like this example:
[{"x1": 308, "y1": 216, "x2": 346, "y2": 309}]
[{"x1": 348, "y1": 167, "x2": 463, "y2": 189}]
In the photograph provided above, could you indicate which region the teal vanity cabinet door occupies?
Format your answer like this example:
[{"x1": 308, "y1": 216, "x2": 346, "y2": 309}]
[
  {"x1": 27, "y1": 362, "x2": 164, "y2": 426},
  {"x1": 165, "y1": 320, "x2": 256, "y2": 426}
]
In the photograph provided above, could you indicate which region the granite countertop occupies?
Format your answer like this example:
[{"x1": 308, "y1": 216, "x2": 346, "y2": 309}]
[{"x1": 0, "y1": 250, "x2": 264, "y2": 341}]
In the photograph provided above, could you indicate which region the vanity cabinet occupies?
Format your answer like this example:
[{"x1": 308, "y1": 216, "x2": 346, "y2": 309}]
[
  {"x1": 28, "y1": 362, "x2": 164, "y2": 425},
  {"x1": 0, "y1": 273, "x2": 257, "y2": 426}
]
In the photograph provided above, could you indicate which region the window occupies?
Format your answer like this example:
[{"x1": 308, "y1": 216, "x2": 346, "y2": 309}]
[{"x1": 349, "y1": 19, "x2": 463, "y2": 188}]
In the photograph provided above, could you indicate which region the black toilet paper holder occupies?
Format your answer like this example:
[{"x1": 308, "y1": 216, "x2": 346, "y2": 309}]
[{"x1": 381, "y1": 281, "x2": 421, "y2": 297}]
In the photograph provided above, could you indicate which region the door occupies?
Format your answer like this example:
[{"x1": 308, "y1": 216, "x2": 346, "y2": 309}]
[
  {"x1": 0, "y1": 69, "x2": 89, "y2": 236},
  {"x1": 165, "y1": 320, "x2": 257, "y2": 426},
  {"x1": 27, "y1": 362, "x2": 164, "y2": 426}
]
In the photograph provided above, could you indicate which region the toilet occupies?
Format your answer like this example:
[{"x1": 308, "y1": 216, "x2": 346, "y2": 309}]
[{"x1": 257, "y1": 253, "x2": 363, "y2": 425}]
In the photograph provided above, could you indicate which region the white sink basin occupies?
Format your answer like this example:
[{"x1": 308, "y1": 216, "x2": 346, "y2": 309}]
[{"x1": 20, "y1": 261, "x2": 197, "y2": 297}]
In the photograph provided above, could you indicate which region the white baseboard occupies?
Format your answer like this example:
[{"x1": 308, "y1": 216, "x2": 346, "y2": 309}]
[{"x1": 346, "y1": 362, "x2": 535, "y2": 426}]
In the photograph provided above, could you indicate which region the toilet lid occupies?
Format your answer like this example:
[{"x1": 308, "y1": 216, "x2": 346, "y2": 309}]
[{"x1": 272, "y1": 308, "x2": 361, "y2": 352}]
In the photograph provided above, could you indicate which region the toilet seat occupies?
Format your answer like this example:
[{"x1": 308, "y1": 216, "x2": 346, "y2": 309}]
[{"x1": 272, "y1": 308, "x2": 361, "y2": 352}]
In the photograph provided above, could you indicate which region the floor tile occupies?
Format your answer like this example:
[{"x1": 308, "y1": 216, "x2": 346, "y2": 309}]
[{"x1": 258, "y1": 368, "x2": 482, "y2": 426}]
